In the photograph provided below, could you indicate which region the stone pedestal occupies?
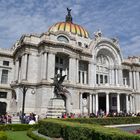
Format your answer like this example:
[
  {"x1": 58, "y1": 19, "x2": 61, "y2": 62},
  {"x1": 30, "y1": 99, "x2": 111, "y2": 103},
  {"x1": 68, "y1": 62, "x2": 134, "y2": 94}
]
[{"x1": 47, "y1": 98, "x2": 66, "y2": 118}]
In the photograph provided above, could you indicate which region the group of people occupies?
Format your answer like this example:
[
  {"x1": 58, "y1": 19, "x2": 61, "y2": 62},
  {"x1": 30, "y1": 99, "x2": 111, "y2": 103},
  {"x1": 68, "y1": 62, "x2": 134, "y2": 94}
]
[
  {"x1": 89, "y1": 111, "x2": 140, "y2": 118},
  {"x1": 20, "y1": 112, "x2": 39, "y2": 124},
  {"x1": 0, "y1": 113, "x2": 12, "y2": 124},
  {"x1": 61, "y1": 113, "x2": 75, "y2": 118},
  {"x1": 1, "y1": 111, "x2": 140, "y2": 124},
  {"x1": 60, "y1": 111, "x2": 140, "y2": 119}
]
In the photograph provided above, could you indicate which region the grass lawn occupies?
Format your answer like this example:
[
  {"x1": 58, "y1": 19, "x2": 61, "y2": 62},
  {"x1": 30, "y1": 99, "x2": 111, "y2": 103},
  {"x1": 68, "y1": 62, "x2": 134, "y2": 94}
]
[{"x1": 6, "y1": 131, "x2": 32, "y2": 140}]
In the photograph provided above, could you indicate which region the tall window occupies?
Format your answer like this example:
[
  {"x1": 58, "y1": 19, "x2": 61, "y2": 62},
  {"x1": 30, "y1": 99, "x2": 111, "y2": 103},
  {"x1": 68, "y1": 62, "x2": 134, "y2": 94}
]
[
  {"x1": 96, "y1": 54, "x2": 109, "y2": 85},
  {"x1": 55, "y1": 54, "x2": 69, "y2": 80},
  {"x1": 1, "y1": 70, "x2": 8, "y2": 84},
  {"x1": 79, "y1": 61, "x2": 88, "y2": 84}
]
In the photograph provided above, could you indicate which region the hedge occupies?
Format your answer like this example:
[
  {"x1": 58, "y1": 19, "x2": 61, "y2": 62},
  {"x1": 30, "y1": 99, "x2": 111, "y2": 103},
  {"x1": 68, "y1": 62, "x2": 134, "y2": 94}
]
[
  {"x1": 38, "y1": 119, "x2": 140, "y2": 140},
  {"x1": 0, "y1": 131, "x2": 7, "y2": 140},
  {"x1": 0, "y1": 124, "x2": 38, "y2": 131},
  {"x1": 63, "y1": 117, "x2": 140, "y2": 125},
  {"x1": 27, "y1": 128, "x2": 47, "y2": 140}
]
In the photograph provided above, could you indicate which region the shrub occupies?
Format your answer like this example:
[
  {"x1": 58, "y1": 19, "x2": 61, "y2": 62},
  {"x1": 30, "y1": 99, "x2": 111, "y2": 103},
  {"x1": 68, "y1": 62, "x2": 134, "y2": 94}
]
[
  {"x1": 63, "y1": 117, "x2": 140, "y2": 125},
  {"x1": 38, "y1": 120, "x2": 62, "y2": 138},
  {"x1": 0, "y1": 124, "x2": 38, "y2": 131},
  {"x1": 0, "y1": 131, "x2": 7, "y2": 140},
  {"x1": 38, "y1": 119, "x2": 140, "y2": 140}
]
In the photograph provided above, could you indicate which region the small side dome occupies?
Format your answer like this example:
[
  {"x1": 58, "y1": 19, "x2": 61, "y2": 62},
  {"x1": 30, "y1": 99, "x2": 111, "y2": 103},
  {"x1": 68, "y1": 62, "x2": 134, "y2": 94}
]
[{"x1": 48, "y1": 8, "x2": 89, "y2": 38}]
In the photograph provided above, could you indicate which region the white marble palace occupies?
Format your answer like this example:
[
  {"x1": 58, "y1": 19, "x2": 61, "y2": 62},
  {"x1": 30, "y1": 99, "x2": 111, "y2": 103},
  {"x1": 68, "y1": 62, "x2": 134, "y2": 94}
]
[{"x1": 0, "y1": 9, "x2": 140, "y2": 116}]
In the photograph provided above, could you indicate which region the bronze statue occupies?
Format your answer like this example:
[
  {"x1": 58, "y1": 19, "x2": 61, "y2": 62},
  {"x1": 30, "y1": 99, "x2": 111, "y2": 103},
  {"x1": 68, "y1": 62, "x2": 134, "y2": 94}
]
[
  {"x1": 67, "y1": 8, "x2": 71, "y2": 15},
  {"x1": 51, "y1": 74, "x2": 67, "y2": 98},
  {"x1": 66, "y1": 8, "x2": 73, "y2": 23}
]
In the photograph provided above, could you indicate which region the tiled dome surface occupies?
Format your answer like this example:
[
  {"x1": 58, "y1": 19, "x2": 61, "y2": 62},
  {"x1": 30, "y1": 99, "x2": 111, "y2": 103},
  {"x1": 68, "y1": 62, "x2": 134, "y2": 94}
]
[{"x1": 48, "y1": 22, "x2": 89, "y2": 38}]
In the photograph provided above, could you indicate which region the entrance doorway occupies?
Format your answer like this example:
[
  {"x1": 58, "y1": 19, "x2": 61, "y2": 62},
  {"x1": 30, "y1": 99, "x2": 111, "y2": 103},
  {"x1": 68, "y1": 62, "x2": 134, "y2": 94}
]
[
  {"x1": 120, "y1": 94, "x2": 126, "y2": 112},
  {"x1": 0, "y1": 102, "x2": 7, "y2": 115},
  {"x1": 99, "y1": 95, "x2": 106, "y2": 112}
]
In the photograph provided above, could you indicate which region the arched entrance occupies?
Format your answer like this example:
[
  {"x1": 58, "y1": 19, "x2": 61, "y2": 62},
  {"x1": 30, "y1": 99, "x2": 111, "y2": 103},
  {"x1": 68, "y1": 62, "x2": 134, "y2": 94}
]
[{"x1": 0, "y1": 102, "x2": 7, "y2": 115}]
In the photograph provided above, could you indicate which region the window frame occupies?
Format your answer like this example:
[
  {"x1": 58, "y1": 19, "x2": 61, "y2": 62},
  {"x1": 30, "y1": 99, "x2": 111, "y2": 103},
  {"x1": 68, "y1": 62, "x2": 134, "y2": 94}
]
[
  {"x1": 1, "y1": 69, "x2": 8, "y2": 84},
  {"x1": 3, "y1": 61, "x2": 9, "y2": 66}
]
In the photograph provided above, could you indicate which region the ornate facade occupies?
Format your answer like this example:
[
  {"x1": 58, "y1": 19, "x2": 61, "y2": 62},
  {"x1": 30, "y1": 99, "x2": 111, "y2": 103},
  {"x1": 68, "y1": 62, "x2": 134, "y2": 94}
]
[{"x1": 0, "y1": 10, "x2": 140, "y2": 116}]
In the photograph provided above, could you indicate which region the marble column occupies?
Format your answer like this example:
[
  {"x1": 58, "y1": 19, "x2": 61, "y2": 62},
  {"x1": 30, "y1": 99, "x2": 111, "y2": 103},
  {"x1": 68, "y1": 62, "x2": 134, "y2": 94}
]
[
  {"x1": 126, "y1": 94, "x2": 129, "y2": 113},
  {"x1": 95, "y1": 94, "x2": 98, "y2": 115},
  {"x1": 47, "y1": 52, "x2": 55, "y2": 81},
  {"x1": 15, "y1": 60, "x2": 19, "y2": 81},
  {"x1": 80, "y1": 93, "x2": 83, "y2": 114},
  {"x1": 103, "y1": 75, "x2": 105, "y2": 84},
  {"x1": 89, "y1": 94, "x2": 92, "y2": 114},
  {"x1": 136, "y1": 72, "x2": 140, "y2": 91},
  {"x1": 98, "y1": 74, "x2": 100, "y2": 85},
  {"x1": 76, "y1": 59, "x2": 79, "y2": 83},
  {"x1": 84, "y1": 71, "x2": 87, "y2": 84},
  {"x1": 80, "y1": 71, "x2": 82, "y2": 84},
  {"x1": 92, "y1": 94, "x2": 95, "y2": 114},
  {"x1": 115, "y1": 69, "x2": 118, "y2": 85},
  {"x1": 112, "y1": 69, "x2": 115, "y2": 85},
  {"x1": 93, "y1": 64, "x2": 96, "y2": 86},
  {"x1": 132, "y1": 95, "x2": 135, "y2": 113},
  {"x1": 106, "y1": 93, "x2": 109, "y2": 115},
  {"x1": 43, "y1": 52, "x2": 47, "y2": 80},
  {"x1": 23, "y1": 54, "x2": 28, "y2": 80},
  {"x1": 130, "y1": 95, "x2": 133, "y2": 113},
  {"x1": 117, "y1": 93, "x2": 120, "y2": 113},
  {"x1": 109, "y1": 69, "x2": 112, "y2": 84},
  {"x1": 40, "y1": 53, "x2": 44, "y2": 80},
  {"x1": 88, "y1": 63, "x2": 94, "y2": 86},
  {"x1": 21, "y1": 55, "x2": 24, "y2": 80},
  {"x1": 133, "y1": 71, "x2": 136, "y2": 90},
  {"x1": 69, "y1": 57, "x2": 76, "y2": 84},
  {"x1": 129, "y1": 71, "x2": 133, "y2": 88},
  {"x1": 118, "y1": 69, "x2": 123, "y2": 85}
]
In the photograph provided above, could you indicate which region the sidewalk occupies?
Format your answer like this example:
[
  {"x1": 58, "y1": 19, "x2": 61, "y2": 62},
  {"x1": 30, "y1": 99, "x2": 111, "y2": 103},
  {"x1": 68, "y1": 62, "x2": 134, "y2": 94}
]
[{"x1": 33, "y1": 130, "x2": 63, "y2": 140}]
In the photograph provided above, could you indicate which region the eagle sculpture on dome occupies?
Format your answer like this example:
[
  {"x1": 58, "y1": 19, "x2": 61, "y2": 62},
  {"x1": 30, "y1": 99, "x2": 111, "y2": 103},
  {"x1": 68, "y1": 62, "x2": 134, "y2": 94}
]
[{"x1": 66, "y1": 8, "x2": 73, "y2": 23}]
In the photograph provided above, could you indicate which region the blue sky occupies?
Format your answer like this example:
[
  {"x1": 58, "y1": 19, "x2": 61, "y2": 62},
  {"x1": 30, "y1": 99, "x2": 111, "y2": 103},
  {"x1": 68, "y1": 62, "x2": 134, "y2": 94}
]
[{"x1": 0, "y1": 0, "x2": 140, "y2": 58}]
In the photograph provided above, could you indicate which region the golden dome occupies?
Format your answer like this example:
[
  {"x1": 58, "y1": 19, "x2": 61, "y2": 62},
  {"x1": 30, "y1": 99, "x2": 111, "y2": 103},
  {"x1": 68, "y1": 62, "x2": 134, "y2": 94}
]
[{"x1": 48, "y1": 22, "x2": 89, "y2": 38}]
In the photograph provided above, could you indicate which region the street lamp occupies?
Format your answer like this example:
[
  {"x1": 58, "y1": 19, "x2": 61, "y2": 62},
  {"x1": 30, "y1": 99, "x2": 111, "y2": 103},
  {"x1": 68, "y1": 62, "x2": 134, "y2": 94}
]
[
  {"x1": 20, "y1": 85, "x2": 35, "y2": 123},
  {"x1": 21, "y1": 85, "x2": 28, "y2": 123},
  {"x1": 11, "y1": 82, "x2": 35, "y2": 123}
]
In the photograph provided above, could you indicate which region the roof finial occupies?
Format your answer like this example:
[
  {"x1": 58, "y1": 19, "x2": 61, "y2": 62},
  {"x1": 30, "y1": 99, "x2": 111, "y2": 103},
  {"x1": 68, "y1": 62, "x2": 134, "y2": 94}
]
[{"x1": 66, "y1": 8, "x2": 73, "y2": 23}]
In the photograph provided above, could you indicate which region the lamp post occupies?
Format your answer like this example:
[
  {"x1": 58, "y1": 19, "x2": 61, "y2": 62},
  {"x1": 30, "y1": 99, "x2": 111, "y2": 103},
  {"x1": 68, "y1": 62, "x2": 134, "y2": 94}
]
[
  {"x1": 20, "y1": 85, "x2": 35, "y2": 123},
  {"x1": 21, "y1": 85, "x2": 28, "y2": 123},
  {"x1": 11, "y1": 82, "x2": 35, "y2": 123}
]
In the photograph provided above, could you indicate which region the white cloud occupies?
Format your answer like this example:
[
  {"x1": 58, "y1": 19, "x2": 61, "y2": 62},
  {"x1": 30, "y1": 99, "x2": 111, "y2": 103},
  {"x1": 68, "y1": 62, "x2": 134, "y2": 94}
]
[
  {"x1": 122, "y1": 36, "x2": 140, "y2": 58},
  {"x1": 0, "y1": 0, "x2": 139, "y2": 57}
]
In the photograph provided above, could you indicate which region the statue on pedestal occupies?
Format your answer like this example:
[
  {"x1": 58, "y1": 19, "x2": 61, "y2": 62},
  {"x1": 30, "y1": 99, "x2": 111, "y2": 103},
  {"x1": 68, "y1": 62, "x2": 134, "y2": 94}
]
[{"x1": 51, "y1": 74, "x2": 68, "y2": 98}]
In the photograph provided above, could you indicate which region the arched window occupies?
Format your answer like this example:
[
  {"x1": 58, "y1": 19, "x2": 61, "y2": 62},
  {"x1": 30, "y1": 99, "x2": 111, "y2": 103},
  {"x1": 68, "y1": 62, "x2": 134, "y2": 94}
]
[
  {"x1": 96, "y1": 54, "x2": 109, "y2": 84},
  {"x1": 57, "y1": 35, "x2": 69, "y2": 43}
]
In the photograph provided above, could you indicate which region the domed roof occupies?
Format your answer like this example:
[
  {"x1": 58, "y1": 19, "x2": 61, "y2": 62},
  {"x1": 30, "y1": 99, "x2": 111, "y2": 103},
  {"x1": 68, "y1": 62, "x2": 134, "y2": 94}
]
[
  {"x1": 48, "y1": 8, "x2": 89, "y2": 38},
  {"x1": 48, "y1": 22, "x2": 89, "y2": 38}
]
